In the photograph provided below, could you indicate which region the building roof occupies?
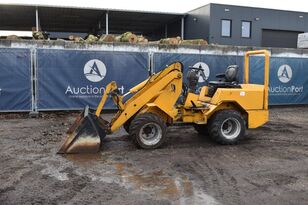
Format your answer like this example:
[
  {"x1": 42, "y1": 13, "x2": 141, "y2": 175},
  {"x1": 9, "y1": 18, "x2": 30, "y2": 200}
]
[
  {"x1": 0, "y1": 4, "x2": 183, "y2": 34},
  {"x1": 189, "y1": 3, "x2": 308, "y2": 14}
]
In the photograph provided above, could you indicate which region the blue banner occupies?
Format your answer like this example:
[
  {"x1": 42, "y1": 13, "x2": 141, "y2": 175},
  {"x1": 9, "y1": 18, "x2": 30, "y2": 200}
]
[
  {"x1": 37, "y1": 49, "x2": 149, "y2": 110},
  {"x1": 153, "y1": 52, "x2": 308, "y2": 105},
  {"x1": 153, "y1": 52, "x2": 242, "y2": 87},
  {"x1": 0, "y1": 48, "x2": 32, "y2": 111},
  {"x1": 249, "y1": 56, "x2": 308, "y2": 105}
]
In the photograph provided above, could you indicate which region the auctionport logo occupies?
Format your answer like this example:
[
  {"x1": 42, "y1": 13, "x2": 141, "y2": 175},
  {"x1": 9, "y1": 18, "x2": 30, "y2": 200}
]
[
  {"x1": 65, "y1": 59, "x2": 107, "y2": 97},
  {"x1": 84, "y1": 59, "x2": 107, "y2": 82},
  {"x1": 277, "y1": 64, "x2": 292, "y2": 83},
  {"x1": 269, "y1": 64, "x2": 304, "y2": 96},
  {"x1": 193, "y1": 62, "x2": 210, "y2": 83},
  {"x1": 65, "y1": 59, "x2": 125, "y2": 97}
]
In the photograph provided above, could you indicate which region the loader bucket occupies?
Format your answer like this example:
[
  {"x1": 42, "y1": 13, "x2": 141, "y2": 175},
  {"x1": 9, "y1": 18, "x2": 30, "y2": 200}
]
[{"x1": 57, "y1": 107, "x2": 109, "y2": 154}]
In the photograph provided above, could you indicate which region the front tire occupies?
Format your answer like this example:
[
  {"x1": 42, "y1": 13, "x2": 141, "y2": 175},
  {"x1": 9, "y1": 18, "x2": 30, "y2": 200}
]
[
  {"x1": 208, "y1": 110, "x2": 245, "y2": 145},
  {"x1": 129, "y1": 113, "x2": 167, "y2": 149}
]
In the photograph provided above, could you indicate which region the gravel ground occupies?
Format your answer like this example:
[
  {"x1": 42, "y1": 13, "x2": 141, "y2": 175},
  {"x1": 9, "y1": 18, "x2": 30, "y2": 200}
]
[{"x1": 0, "y1": 107, "x2": 308, "y2": 205}]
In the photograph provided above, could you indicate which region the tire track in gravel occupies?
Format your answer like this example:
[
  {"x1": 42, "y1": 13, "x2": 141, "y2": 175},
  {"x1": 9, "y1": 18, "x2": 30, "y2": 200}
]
[{"x1": 171, "y1": 148, "x2": 242, "y2": 205}]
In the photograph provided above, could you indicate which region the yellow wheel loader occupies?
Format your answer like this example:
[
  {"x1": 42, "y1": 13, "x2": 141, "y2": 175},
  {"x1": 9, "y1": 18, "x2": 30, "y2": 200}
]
[{"x1": 58, "y1": 50, "x2": 270, "y2": 154}]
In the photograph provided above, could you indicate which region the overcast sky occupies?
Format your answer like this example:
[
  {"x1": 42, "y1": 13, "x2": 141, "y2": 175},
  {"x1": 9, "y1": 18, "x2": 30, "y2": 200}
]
[{"x1": 0, "y1": 0, "x2": 308, "y2": 13}]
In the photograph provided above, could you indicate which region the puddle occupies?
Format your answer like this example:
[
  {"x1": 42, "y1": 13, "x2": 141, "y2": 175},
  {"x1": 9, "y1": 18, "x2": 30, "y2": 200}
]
[
  {"x1": 113, "y1": 162, "x2": 190, "y2": 199},
  {"x1": 60, "y1": 155, "x2": 219, "y2": 204},
  {"x1": 111, "y1": 162, "x2": 218, "y2": 204}
]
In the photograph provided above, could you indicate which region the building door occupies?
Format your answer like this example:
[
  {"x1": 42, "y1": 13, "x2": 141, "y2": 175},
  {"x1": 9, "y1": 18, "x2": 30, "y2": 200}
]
[{"x1": 262, "y1": 29, "x2": 303, "y2": 48}]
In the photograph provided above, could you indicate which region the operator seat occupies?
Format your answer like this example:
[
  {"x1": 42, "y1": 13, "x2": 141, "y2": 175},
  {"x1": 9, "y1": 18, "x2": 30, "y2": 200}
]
[{"x1": 208, "y1": 65, "x2": 241, "y2": 97}]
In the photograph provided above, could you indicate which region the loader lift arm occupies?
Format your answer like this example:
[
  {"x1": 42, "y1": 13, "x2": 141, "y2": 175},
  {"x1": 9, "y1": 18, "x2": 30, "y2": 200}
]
[{"x1": 99, "y1": 62, "x2": 183, "y2": 133}]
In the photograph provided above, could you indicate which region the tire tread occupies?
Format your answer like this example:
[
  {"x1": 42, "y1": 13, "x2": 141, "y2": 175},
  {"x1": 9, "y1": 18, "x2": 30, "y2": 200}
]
[
  {"x1": 208, "y1": 110, "x2": 245, "y2": 145},
  {"x1": 129, "y1": 113, "x2": 167, "y2": 149}
]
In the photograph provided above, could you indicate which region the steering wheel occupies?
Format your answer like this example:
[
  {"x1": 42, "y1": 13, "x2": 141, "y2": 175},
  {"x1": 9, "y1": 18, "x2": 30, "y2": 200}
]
[
  {"x1": 188, "y1": 65, "x2": 208, "y2": 83},
  {"x1": 188, "y1": 66, "x2": 204, "y2": 71}
]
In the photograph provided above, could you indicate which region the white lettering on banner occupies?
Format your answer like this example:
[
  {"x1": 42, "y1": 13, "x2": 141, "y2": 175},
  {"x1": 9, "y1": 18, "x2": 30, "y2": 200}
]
[
  {"x1": 65, "y1": 85, "x2": 105, "y2": 95},
  {"x1": 269, "y1": 86, "x2": 304, "y2": 96},
  {"x1": 269, "y1": 64, "x2": 304, "y2": 96},
  {"x1": 64, "y1": 60, "x2": 128, "y2": 99},
  {"x1": 65, "y1": 85, "x2": 125, "y2": 98},
  {"x1": 118, "y1": 86, "x2": 124, "y2": 94}
]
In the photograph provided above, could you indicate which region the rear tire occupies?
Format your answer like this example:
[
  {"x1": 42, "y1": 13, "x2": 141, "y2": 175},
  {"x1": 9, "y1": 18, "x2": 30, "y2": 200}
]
[
  {"x1": 193, "y1": 124, "x2": 209, "y2": 136},
  {"x1": 129, "y1": 113, "x2": 167, "y2": 149},
  {"x1": 208, "y1": 110, "x2": 245, "y2": 145}
]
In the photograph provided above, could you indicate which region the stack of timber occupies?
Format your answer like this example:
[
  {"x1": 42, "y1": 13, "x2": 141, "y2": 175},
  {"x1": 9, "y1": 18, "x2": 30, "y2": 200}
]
[
  {"x1": 6, "y1": 35, "x2": 20, "y2": 40},
  {"x1": 3, "y1": 30, "x2": 209, "y2": 46},
  {"x1": 68, "y1": 35, "x2": 84, "y2": 42},
  {"x1": 159, "y1": 36, "x2": 182, "y2": 45},
  {"x1": 114, "y1": 32, "x2": 138, "y2": 43},
  {"x1": 180, "y1": 39, "x2": 208, "y2": 46},
  {"x1": 85, "y1": 34, "x2": 98, "y2": 43},
  {"x1": 32, "y1": 31, "x2": 45, "y2": 40},
  {"x1": 98, "y1": 34, "x2": 115, "y2": 42}
]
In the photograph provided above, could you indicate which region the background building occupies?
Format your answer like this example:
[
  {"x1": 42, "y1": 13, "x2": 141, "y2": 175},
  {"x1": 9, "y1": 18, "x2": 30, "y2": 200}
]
[{"x1": 185, "y1": 4, "x2": 308, "y2": 48}]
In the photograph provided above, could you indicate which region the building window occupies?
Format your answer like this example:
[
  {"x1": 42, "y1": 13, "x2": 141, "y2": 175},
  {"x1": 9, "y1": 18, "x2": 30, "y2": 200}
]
[
  {"x1": 241, "y1": 21, "x2": 251, "y2": 38},
  {"x1": 221, "y1": 19, "x2": 232, "y2": 37}
]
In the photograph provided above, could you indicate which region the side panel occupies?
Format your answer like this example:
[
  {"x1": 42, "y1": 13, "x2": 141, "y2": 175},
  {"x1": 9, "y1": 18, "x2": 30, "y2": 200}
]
[
  {"x1": 247, "y1": 110, "x2": 269, "y2": 128},
  {"x1": 210, "y1": 85, "x2": 265, "y2": 110}
]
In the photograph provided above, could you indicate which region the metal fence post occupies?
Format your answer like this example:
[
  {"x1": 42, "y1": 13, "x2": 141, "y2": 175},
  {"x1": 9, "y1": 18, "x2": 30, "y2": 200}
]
[{"x1": 29, "y1": 48, "x2": 39, "y2": 117}]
